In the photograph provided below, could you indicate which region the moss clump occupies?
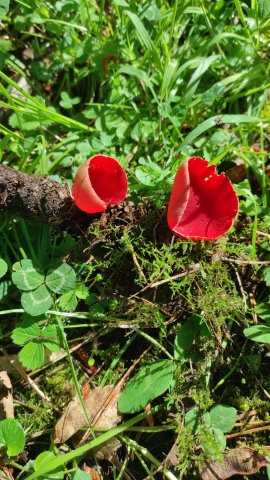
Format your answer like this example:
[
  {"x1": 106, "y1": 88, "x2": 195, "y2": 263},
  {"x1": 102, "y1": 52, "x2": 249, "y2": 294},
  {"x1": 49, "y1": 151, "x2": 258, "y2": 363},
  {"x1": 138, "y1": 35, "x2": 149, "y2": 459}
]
[
  {"x1": 16, "y1": 397, "x2": 54, "y2": 436},
  {"x1": 194, "y1": 261, "x2": 244, "y2": 333},
  {"x1": 44, "y1": 366, "x2": 75, "y2": 409}
]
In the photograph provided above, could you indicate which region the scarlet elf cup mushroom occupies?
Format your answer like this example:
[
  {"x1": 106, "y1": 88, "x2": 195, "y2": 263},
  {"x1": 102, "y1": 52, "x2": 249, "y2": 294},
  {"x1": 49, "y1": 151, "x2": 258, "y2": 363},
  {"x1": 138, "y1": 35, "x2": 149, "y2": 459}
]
[
  {"x1": 72, "y1": 155, "x2": 128, "y2": 214},
  {"x1": 167, "y1": 157, "x2": 239, "y2": 241}
]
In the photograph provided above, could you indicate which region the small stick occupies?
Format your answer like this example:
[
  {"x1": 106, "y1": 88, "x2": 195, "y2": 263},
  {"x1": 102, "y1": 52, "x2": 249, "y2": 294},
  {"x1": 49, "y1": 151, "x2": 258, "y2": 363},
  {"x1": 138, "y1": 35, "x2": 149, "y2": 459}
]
[
  {"x1": 150, "y1": 264, "x2": 200, "y2": 288},
  {"x1": 222, "y1": 256, "x2": 270, "y2": 265},
  {"x1": 226, "y1": 425, "x2": 270, "y2": 438},
  {"x1": 235, "y1": 420, "x2": 270, "y2": 428},
  {"x1": 257, "y1": 230, "x2": 270, "y2": 239},
  {"x1": 231, "y1": 265, "x2": 247, "y2": 311},
  {"x1": 1, "y1": 349, "x2": 51, "y2": 403},
  {"x1": 131, "y1": 250, "x2": 147, "y2": 283},
  {"x1": 238, "y1": 408, "x2": 260, "y2": 420}
]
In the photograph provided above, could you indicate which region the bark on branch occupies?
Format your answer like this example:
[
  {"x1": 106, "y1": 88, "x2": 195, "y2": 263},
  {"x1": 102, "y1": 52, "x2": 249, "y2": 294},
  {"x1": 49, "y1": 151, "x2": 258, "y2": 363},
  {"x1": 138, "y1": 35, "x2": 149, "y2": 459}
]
[{"x1": 0, "y1": 165, "x2": 90, "y2": 227}]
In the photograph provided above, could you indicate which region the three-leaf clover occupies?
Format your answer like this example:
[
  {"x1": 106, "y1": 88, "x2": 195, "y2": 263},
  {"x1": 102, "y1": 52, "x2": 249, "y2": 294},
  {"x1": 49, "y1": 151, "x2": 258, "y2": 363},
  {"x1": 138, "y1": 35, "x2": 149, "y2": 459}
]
[
  {"x1": 59, "y1": 91, "x2": 80, "y2": 109},
  {"x1": 12, "y1": 259, "x2": 76, "y2": 316}
]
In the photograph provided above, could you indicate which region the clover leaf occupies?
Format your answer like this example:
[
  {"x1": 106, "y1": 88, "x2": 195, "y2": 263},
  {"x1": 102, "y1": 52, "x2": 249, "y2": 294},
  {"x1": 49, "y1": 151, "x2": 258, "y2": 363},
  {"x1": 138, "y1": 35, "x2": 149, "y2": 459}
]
[
  {"x1": 12, "y1": 318, "x2": 60, "y2": 370},
  {"x1": 12, "y1": 259, "x2": 76, "y2": 316}
]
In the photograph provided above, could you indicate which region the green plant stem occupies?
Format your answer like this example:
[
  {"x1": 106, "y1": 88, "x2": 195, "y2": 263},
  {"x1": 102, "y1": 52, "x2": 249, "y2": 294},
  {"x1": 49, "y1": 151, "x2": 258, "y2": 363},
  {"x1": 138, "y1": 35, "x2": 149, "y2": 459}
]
[
  {"x1": 233, "y1": 0, "x2": 255, "y2": 49},
  {"x1": 251, "y1": 203, "x2": 258, "y2": 260},
  {"x1": 115, "y1": 446, "x2": 131, "y2": 480},
  {"x1": 18, "y1": 219, "x2": 38, "y2": 264},
  {"x1": 169, "y1": 0, "x2": 178, "y2": 49},
  {"x1": 120, "y1": 435, "x2": 178, "y2": 480},
  {"x1": 56, "y1": 316, "x2": 95, "y2": 438},
  {"x1": 135, "y1": 329, "x2": 174, "y2": 360},
  {"x1": 260, "y1": 126, "x2": 267, "y2": 208},
  {"x1": 213, "y1": 341, "x2": 247, "y2": 391},
  {"x1": 10, "y1": 461, "x2": 25, "y2": 472},
  {"x1": 100, "y1": 333, "x2": 137, "y2": 387}
]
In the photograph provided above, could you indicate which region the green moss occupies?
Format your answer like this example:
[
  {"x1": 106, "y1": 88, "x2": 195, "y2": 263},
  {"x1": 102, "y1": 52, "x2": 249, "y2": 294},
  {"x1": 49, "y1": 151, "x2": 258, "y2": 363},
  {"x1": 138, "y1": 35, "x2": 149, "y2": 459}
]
[
  {"x1": 194, "y1": 261, "x2": 243, "y2": 330},
  {"x1": 15, "y1": 364, "x2": 75, "y2": 436},
  {"x1": 44, "y1": 367, "x2": 75, "y2": 409},
  {"x1": 15, "y1": 395, "x2": 54, "y2": 436}
]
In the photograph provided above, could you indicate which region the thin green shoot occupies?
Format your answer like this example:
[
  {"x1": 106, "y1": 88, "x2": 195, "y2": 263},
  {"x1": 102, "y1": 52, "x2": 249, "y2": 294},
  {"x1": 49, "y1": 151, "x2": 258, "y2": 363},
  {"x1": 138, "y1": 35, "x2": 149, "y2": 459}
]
[
  {"x1": 135, "y1": 329, "x2": 174, "y2": 361},
  {"x1": 56, "y1": 317, "x2": 95, "y2": 438},
  {"x1": 100, "y1": 333, "x2": 138, "y2": 387}
]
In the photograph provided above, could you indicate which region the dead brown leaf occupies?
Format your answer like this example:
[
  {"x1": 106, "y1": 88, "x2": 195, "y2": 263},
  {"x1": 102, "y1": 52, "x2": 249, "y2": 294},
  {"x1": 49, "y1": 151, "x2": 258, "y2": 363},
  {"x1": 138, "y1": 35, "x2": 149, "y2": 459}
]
[
  {"x1": 201, "y1": 447, "x2": 268, "y2": 480},
  {"x1": 83, "y1": 466, "x2": 101, "y2": 480},
  {"x1": 164, "y1": 442, "x2": 178, "y2": 467},
  {"x1": 226, "y1": 159, "x2": 246, "y2": 184},
  {"x1": 54, "y1": 385, "x2": 121, "y2": 444},
  {"x1": 0, "y1": 372, "x2": 14, "y2": 419}
]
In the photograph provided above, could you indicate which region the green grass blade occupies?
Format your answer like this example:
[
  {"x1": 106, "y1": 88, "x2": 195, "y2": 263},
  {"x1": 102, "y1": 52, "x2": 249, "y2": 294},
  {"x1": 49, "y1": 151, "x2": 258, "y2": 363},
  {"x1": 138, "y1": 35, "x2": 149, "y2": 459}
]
[
  {"x1": 179, "y1": 114, "x2": 262, "y2": 151},
  {"x1": 185, "y1": 55, "x2": 220, "y2": 100}
]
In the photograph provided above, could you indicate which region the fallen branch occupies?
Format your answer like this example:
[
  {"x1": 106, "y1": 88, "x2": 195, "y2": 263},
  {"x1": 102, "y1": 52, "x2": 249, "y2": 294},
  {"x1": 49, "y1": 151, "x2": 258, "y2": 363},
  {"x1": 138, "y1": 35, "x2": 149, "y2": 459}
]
[{"x1": 0, "y1": 164, "x2": 90, "y2": 227}]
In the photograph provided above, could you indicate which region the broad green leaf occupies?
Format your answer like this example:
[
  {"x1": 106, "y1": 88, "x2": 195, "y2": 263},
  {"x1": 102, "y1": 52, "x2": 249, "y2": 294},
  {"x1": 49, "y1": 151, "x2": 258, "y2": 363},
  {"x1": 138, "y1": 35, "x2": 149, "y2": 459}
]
[
  {"x1": 174, "y1": 315, "x2": 200, "y2": 360},
  {"x1": 19, "y1": 342, "x2": 45, "y2": 370},
  {"x1": 174, "y1": 314, "x2": 210, "y2": 360},
  {"x1": 0, "y1": 280, "x2": 12, "y2": 302},
  {"x1": 202, "y1": 427, "x2": 226, "y2": 457},
  {"x1": 42, "y1": 324, "x2": 60, "y2": 352},
  {"x1": 0, "y1": 258, "x2": 8, "y2": 279},
  {"x1": 75, "y1": 283, "x2": 88, "y2": 299},
  {"x1": 45, "y1": 263, "x2": 76, "y2": 294},
  {"x1": 256, "y1": 303, "x2": 270, "y2": 322},
  {"x1": 12, "y1": 320, "x2": 40, "y2": 346},
  {"x1": 60, "y1": 91, "x2": 80, "y2": 109},
  {"x1": 21, "y1": 285, "x2": 53, "y2": 316},
  {"x1": 263, "y1": 267, "x2": 270, "y2": 286},
  {"x1": 244, "y1": 325, "x2": 270, "y2": 343},
  {"x1": 115, "y1": 0, "x2": 128, "y2": 6},
  {"x1": 0, "y1": 0, "x2": 9, "y2": 21},
  {"x1": 258, "y1": 0, "x2": 270, "y2": 19},
  {"x1": 185, "y1": 407, "x2": 200, "y2": 433},
  {"x1": 209, "y1": 405, "x2": 237, "y2": 433},
  {"x1": 53, "y1": 234, "x2": 76, "y2": 256},
  {"x1": 12, "y1": 260, "x2": 44, "y2": 291},
  {"x1": 118, "y1": 359, "x2": 174, "y2": 413},
  {"x1": 58, "y1": 290, "x2": 78, "y2": 312},
  {"x1": 89, "y1": 303, "x2": 105, "y2": 320},
  {"x1": 72, "y1": 470, "x2": 92, "y2": 480},
  {"x1": 34, "y1": 451, "x2": 65, "y2": 480},
  {"x1": 0, "y1": 419, "x2": 25, "y2": 457}
]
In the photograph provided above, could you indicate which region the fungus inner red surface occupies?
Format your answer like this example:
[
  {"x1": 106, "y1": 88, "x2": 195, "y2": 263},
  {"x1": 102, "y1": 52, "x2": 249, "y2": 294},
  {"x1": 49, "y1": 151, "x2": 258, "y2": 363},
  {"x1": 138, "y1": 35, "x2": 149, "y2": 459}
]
[
  {"x1": 89, "y1": 155, "x2": 127, "y2": 204},
  {"x1": 174, "y1": 157, "x2": 238, "y2": 239}
]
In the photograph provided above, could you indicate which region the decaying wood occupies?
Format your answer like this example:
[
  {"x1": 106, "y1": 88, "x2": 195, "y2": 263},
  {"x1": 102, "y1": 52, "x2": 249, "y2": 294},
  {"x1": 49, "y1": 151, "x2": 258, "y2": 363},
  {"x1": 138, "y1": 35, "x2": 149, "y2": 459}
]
[{"x1": 0, "y1": 164, "x2": 90, "y2": 226}]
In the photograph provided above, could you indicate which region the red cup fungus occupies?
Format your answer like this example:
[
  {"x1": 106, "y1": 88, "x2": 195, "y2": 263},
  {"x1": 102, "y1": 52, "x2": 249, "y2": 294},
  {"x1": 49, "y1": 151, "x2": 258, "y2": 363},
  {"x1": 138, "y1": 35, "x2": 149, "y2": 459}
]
[
  {"x1": 167, "y1": 157, "x2": 239, "y2": 241},
  {"x1": 72, "y1": 155, "x2": 128, "y2": 214}
]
